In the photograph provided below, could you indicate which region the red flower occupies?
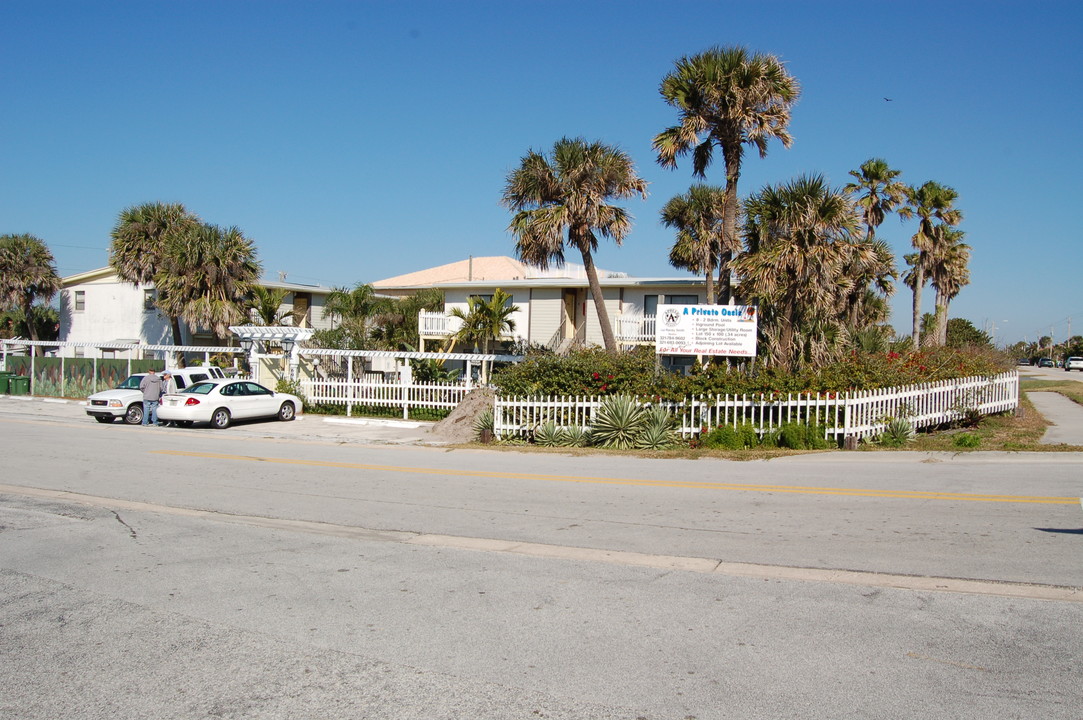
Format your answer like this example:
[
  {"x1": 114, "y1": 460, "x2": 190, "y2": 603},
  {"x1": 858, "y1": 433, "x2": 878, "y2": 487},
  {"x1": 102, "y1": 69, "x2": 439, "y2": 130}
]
[
  {"x1": 592, "y1": 372, "x2": 600, "y2": 380},
  {"x1": 600, "y1": 384, "x2": 608, "y2": 392},
  {"x1": 607, "y1": 374, "x2": 614, "y2": 380}
]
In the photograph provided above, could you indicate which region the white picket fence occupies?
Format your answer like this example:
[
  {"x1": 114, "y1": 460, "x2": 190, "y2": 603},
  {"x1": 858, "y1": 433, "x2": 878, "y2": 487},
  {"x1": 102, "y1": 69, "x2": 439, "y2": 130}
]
[
  {"x1": 493, "y1": 372, "x2": 1019, "y2": 442},
  {"x1": 300, "y1": 378, "x2": 472, "y2": 419}
]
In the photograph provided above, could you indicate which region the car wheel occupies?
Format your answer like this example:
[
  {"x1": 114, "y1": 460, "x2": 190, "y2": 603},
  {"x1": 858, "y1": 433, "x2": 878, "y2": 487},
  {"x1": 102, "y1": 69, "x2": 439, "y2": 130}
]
[
  {"x1": 211, "y1": 408, "x2": 231, "y2": 429},
  {"x1": 95, "y1": 416, "x2": 116, "y2": 424},
  {"x1": 277, "y1": 402, "x2": 295, "y2": 422},
  {"x1": 124, "y1": 404, "x2": 144, "y2": 425}
]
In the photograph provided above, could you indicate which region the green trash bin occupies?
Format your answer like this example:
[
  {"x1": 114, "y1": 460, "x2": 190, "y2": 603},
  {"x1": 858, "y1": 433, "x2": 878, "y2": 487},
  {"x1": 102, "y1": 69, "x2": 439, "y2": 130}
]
[
  {"x1": 7, "y1": 375, "x2": 30, "y2": 396},
  {"x1": 0, "y1": 372, "x2": 14, "y2": 394}
]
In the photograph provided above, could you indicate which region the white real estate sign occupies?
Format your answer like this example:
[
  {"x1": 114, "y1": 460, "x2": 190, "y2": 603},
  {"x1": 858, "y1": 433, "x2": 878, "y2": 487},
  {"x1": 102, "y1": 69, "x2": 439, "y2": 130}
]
[{"x1": 655, "y1": 304, "x2": 758, "y2": 357}]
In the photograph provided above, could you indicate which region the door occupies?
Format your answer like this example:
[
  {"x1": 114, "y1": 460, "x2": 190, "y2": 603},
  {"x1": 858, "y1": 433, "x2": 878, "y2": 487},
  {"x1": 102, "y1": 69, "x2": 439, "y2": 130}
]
[{"x1": 562, "y1": 290, "x2": 576, "y2": 339}]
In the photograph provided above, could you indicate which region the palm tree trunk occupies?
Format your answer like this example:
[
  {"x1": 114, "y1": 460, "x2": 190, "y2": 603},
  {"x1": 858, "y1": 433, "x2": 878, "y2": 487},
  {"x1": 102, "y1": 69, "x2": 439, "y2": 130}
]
[
  {"x1": 705, "y1": 260, "x2": 715, "y2": 306},
  {"x1": 933, "y1": 288, "x2": 947, "y2": 347},
  {"x1": 21, "y1": 299, "x2": 42, "y2": 356},
  {"x1": 911, "y1": 266, "x2": 924, "y2": 348},
  {"x1": 720, "y1": 148, "x2": 742, "y2": 305},
  {"x1": 577, "y1": 241, "x2": 617, "y2": 352}
]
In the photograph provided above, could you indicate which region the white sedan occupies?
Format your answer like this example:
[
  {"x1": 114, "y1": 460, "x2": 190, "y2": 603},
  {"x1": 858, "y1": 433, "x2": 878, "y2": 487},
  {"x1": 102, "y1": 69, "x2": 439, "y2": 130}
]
[{"x1": 159, "y1": 378, "x2": 301, "y2": 429}]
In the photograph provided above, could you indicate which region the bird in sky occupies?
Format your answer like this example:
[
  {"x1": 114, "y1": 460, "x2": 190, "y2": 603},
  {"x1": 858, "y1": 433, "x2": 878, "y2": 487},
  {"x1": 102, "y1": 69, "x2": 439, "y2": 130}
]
[{"x1": 884, "y1": 97, "x2": 893, "y2": 102}]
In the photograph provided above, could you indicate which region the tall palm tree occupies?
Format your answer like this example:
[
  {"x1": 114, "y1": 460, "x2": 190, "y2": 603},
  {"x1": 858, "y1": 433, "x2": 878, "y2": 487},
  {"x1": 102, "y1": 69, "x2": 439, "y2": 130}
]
[
  {"x1": 654, "y1": 46, "x2": 800, "y2": 303},
  {"x1": 503, "y1": 138, "x2": 648, "y2": 351},
  {"x1": 843, "y1": 158, "x2": 906, "y2": 241},
  {"x1": 733, "y1": 175, "x2": 866, "y2": 370},
  {"x1": 0, "y1": 234, "x2": 61, "y2": 354},
  {"x1": 109, "y1": 202, "x2": 200, "y2": 345},
  {"x1": 898, "y1": 181, "x2": 962, "y2": 347},
  {"x1": 927, "y1": 227, "x2": 970, "y2": 346},
  {"x1": 661, "y1": 184, "x2": 728, "y2": 304},
  {"x1": 154, "y1": 224, "x2": 261, "y2": 342},
  {"x1": 447, "y1": 289, "x2": 519, "y2": 382}
]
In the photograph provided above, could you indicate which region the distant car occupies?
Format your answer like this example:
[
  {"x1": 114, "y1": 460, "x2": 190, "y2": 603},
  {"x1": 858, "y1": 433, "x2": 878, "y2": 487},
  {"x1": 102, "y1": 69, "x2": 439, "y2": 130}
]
[
  {"x1": 1038, "y1": 358, "x2": 1055, "y2": 368},
  {"x1": 158, "y1": 378, "x2": 301, "y2": 429},
  {"x1": 85, "y1": 366, "x2": 228, "y2": 424},
  {"x1": 1066, "y1": 357, "x2": 1083, "y2": 372},
  {"x1": 1017, "y1": 358, "x2": 1031, "y2": 366}
]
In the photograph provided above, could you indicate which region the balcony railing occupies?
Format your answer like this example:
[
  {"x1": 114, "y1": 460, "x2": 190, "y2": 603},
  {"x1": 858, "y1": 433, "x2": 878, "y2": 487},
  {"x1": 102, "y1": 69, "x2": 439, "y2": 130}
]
[
  {"x1": 617, "y1": 314, "x2": 656, "y2": 344},
  {"x1": 419, "y1": 310, "x2": 463, "y2": 337},
  {"x1": 419, "y1": 311, "x2": 657, "y2": 344}
]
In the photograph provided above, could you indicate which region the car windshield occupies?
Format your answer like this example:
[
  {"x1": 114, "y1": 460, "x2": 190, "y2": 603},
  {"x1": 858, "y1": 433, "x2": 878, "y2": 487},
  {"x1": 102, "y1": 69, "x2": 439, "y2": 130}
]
[
  {"x1": 182, "y1": 382, "x2": 217, "y2": 395},
  {"x1": 118, "y1": 375, "x2": 143, "y2": 389}
]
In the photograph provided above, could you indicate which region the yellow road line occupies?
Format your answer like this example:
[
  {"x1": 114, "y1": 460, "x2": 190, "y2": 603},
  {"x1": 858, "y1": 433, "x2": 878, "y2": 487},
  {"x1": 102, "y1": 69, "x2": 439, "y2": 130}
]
[{"x1": 153, "y1": 450, "x2": 1079, "y2": 505}]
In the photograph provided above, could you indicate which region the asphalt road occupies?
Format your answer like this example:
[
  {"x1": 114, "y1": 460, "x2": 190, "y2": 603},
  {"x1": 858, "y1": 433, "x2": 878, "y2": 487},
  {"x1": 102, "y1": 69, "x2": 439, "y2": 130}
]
[{"x1": 2, "y1": 400, "x2": 1081, "y2": 719}]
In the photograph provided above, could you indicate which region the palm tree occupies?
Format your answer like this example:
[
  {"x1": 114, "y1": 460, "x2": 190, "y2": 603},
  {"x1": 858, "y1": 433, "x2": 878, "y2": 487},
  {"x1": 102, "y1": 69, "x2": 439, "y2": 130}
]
[
  {"x1": 843, "y1": 158, "x2": 906, "y2": 241},
  {"x1": 447, "y1": 289, "x2": 519, "y2": 382},
  {"x1": 927, "y1": 227, "x2": 970, "y2": 346},
  {"x1": 733, "y1": 175, "x2": 866, "y2": 370},
  {"x1": 661, "y1": 185, "x2": 728, "y2": 304},
  {"x1": 110, "y1": 202, "x2": 201, "y2": 345},
  {"x1": 654, "y1": 46, "x2": 800, "y2": 303},
  {"x1": 503, "y1": 138, "x2": 648, "y2": 351},
  {"x1": 323, "y1": 283, "x2": 390, "y2": 344},
  {"x1": 0, "y1": 234, "x2": 61, "y2": 354},
  {"x1": 369, "y1": 288, "x2": 444, "y2": 351},
  {"x1": 244, "y1": 286, "x2": 296, "y2": 326},
  {"x1": 154, "y1": 224, "x2": 261, "y2": 342},
  {"x1": 898, "y1": 181, "x2": 962, "y2": 347}
]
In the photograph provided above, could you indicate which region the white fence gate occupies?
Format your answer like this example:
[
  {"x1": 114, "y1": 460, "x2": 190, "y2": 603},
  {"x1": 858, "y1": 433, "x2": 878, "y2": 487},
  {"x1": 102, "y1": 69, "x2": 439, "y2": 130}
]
[{"x1": 493, "y1": 372, "x2": 1019, "y2": 442}]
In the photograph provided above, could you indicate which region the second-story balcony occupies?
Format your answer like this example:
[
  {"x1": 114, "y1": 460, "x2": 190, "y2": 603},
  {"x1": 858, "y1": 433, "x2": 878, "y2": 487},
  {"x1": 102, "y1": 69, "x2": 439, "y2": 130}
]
[{"x1": 420, "y1": 309, "x2": 658, "y2": 348}]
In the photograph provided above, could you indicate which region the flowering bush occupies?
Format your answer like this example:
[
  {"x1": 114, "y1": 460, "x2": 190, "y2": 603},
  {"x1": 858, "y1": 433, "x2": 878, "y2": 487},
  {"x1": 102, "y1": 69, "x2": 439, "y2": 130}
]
[{"x1": 492, "y1": 345, "x2": 1010, "y2": 400}]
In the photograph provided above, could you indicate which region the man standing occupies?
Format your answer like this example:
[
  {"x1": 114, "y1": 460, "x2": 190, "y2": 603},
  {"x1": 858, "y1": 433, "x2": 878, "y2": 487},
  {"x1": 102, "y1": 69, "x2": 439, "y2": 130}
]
[
  {"x1": 139, "y1": 368, "x2": 163, "y2": 427},
  {"x1": 160, "y1": 372, "x2": 178, "y2": 427}
]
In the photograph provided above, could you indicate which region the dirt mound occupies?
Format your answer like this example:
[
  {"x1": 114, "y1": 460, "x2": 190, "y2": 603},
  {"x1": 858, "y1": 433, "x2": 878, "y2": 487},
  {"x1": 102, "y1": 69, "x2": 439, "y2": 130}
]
[{"x1": 429, "y1": 387, "x2": 495, "y2": 443}]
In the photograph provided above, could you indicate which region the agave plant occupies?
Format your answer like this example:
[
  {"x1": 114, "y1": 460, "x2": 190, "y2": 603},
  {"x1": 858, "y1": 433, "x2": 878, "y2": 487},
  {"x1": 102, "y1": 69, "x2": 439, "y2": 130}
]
[
  {"x1": 561, "y1": 425, "x2": 590, "y2": 447},
  {"x1": 473, "y1": 407, "x2": 494, "y2": 441},
  {"x1": 878, "y1": 417, "x2": 915, "y2": 447},
  {"x1": 635, "y1": 406, "x2": 679, "y2": 449},
  {"x1": 590, "y1": 395, "x2": 648, "y2": 449},
  {"x1": 533, "y1": 421, "x2": 564, "y2": 447}
]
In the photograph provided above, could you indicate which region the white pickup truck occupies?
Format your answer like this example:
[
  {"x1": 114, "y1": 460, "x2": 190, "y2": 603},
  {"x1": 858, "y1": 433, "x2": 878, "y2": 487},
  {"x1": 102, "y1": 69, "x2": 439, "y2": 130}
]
[{"x1": 85, "y1": 366, "x2": 228, "y2": 424}]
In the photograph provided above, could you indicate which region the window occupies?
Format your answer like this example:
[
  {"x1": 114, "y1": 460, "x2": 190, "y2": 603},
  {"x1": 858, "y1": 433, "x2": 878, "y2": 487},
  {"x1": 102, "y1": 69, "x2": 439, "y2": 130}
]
[
  {"x1": 74, "y1": 291, "x2": 85, "y2": 312},
  {"x1": 665, "y1": 294, "x2": 699, "y2": 305},
  {"x1": 468, "y1": 294, "x2": 513, "y2": 308},
  {"x1": 644, "y1": 295, "x2": 658, "y2": 316},
  {"x1": 143, "y1": 289, "x2": 156, "y2": 311}
]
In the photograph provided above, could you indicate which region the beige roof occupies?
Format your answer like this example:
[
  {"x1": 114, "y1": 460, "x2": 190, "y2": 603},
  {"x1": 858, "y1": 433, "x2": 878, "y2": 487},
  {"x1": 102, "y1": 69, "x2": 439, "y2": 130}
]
[{"x1": 372, "y1": 256, "x2": 531, "y2": 288}]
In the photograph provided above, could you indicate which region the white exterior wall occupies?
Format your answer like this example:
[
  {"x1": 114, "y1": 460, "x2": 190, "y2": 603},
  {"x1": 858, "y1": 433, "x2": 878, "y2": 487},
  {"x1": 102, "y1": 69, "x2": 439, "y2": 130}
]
[
  {"x1": 583, "y1": 288, "x2": 621, "y2": 346},
  {"x1": 527, "y1": 288, "x2": 562, "y2": 347},
  {"x1": 620, "y1": 284, "x2": 704, "y2": 315},
  {"x1": 59, "y1": 279, "x2": 176, "y2": 356}
]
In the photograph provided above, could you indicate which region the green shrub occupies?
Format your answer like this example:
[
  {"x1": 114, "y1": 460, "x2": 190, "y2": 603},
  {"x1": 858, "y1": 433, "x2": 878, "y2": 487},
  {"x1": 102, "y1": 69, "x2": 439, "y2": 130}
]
[
  {"x1": 953, "y1": 432, "x2": 982, "y2": 448},
  {"x1": 700, "y1": 423, "x2": 761, "y2": 450},
  {"x1": 491, "y1": 345, "x2": 1010, "y2": 400},
  {"x1": 771, "y1": 423, "x2": 831, "y2": 450},
  {"x1": 275, "y1": 378, "x2": 307, "y2": 407}
]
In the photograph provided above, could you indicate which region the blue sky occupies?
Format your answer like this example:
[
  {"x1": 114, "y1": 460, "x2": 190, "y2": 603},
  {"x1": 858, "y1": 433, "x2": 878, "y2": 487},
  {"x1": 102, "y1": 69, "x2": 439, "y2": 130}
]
[{"x1": 3, "y1": 1, "x2": 1081, "y2": 345}]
